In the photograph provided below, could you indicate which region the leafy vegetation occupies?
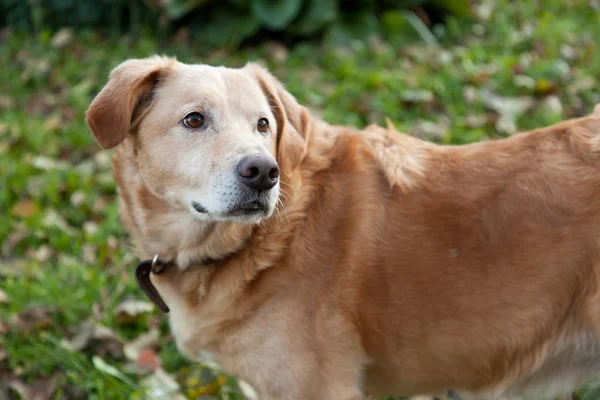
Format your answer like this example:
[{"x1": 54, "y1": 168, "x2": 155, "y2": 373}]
[
  {"x1": 1, "y1": 0, "x2": 471, "y2": 48},
  {"x1": 1, "y1": 0, "x2": 600, "y2": 399}
]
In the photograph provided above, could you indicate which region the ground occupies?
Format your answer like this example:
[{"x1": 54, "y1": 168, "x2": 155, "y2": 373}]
[{"x1": 1, "y1": 0, "x2": 600, "y2": 399}]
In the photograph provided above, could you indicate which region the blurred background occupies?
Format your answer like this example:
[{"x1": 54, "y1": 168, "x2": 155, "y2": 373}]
[{"x1": 1, "y1": 0, "x2": 599, "y2": 399}]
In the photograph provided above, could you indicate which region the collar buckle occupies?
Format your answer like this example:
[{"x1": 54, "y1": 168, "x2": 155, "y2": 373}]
[{"x1": 135, "y1": 254, "x2": 171, "y2": 313}]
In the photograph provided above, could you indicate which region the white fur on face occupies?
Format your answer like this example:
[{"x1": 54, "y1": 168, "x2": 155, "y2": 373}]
[{"x1": 136, "y1": 64, "x2": 280, "y2": 224}]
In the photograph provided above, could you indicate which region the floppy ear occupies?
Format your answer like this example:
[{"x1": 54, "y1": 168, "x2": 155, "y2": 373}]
[
  {"x1": 85, "y1": 56, "x2": 175, "y2": 149},
  {"x1": 248, "y1": 64, "x2": 313, "y2": 177}
]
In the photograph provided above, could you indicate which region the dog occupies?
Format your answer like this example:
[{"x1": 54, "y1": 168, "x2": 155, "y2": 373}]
[{"x1": 86, "y1": 56, "x2": 600, "y2": 400}]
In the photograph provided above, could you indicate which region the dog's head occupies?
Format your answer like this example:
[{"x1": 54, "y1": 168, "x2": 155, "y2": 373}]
[{"x1": 86, "y1": 56, "x2": 311, "y2": 224}]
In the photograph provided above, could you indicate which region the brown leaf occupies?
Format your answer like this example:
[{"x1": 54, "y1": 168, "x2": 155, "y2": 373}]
[
  {"x1": 7, "y1": 373, "x2": 60, "y2": 400},
  {"x1": 8, "y1": 306, "x2": 54, "y2": 333},
  {"x1": 0, "y1": 95, "x2": 15, "y2": 109},
  {"x1": 61, "y1": 319, "x2": 125, "y2": 359},
  {"x1": 137, "y1": 349, "x2": 161, "y2": 372},
  {"x1": 11, "y1": 199, "x2": 38, "y2": 218},
  {"x1": 0, "y1": 344, "x2": 8, "y2": 362},
  {"x1": 0, "y1": 319, "x2": 8, "y2": 335},
  {"x1": 124, "y1": 328, "x2": 160, "y2": 363}
]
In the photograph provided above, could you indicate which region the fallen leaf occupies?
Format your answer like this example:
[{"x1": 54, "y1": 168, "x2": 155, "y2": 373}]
[
  {"x1": 60, "y1": 319, "x2": 96, "y2": 352},
  {"x1": 124, "y1": 328, "x2": 160, "y2": 362},
  {"x1": 92, "y1": 356, "x2": 134, "y2": 386},
  {"x1": 480, "y1": 89, "x2": 535, "y2": 134},
  {"x1": 82, "y1": 244, "x2": 97, "y2": 265},
  {"x1": 0, "y1": 95, "x2": 15, "y2": 109},
  {"x1": 93, "y1": 324, "x2": 126, "y2": 358},
  {"x1": 410, "y1": 118, "x2": 449, "y2": 140},
  {"x1": 542, "y1": 95, "x2": 563, "y2": 115},
  {"x1": 137, "y1": 349, "x2": 161, "y2": 372},
  {"x1": 265, "y1": 41, "x2": 288, "y2": 63},
  {"x1": 0, "y1": 288, "x2": 7, "y2": 304},
  {"x1": 51, "y1": 27, "x2": 73, "y2": 49},
  {"x1": 42, "y1": 210, "x2": 76, "y2": 235},
  {"x1": 26, "y1": 245, "x2": 53, "y2": 263},
  {"x1": 462, "y1": 85, "x2": 477, "y2": 104},
  {"x1": 11, "y1": 199, "x2": 38, "y2": 218},
  {"x1": 0, "y1": 319, "x2": 8, "y2": 335},
  {"x1": 401, "y1": 89, "x2": 434, "y2": 104},
  {"x1": 141, "y1": 368, "x2": 187, "y2": 400},
  {"x1": 238, "y1": 379, "x2": 259, "y2": 400},
  {"x1": 0, "y1": 344, "x2": 8, "y2": 362},
  {"x1": 70, "y1": 190, "x2": 86, "y2": 206},
  {"x1": 534, "y1": 78, "x2": 558, "y2": 96},
  {"x1": 8, "y1": 306, "x2": 54, "y2": 333},
  {"x1": 32, "y1": 156, "x2": 70, "y2": 171},
  {"x1": 7, "y1": 374, "x2": 60, "y2": 400},
  {"x1": 114, "y1": 299, "x2": 154, "y2": 324},
  {"x1": 61, "y1": 319, "x2": 125, "y2": 358},
  {"x1": 24, "y1": 92, "x2": 54, "y2": 115},
  {"x1": 0, "y1": 258, "x2": 30, "y2": 278}
]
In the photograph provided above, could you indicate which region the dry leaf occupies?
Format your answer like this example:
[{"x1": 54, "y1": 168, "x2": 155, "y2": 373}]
[
  {"x1": 42, "y1": 210, "x2": 76, "y2": 235},
  {"x1": 0, "y1": 258, "x2": 29, "y2": 278},
  {"x1": 8, "y1": 306, "x2": 53, "y2": 333},
  {"x1": 0, "y1": 95, "x2": 15, "y2": 109},
  {"x1": 124, "y1": 328, "x2": 160, "y2": 362},
  {"x1": 0, "y1": 319, "x2": 8, "y2": 335},
  {"x1": 141, "y1": 369, "x2": 187, "y2": 400},
  {"x1": 92, "y1": 356, "x2": 134, "y2": 385},
  {"x1": 480, "y1": 89, "x2": 535, "y2": 134},
  {"x1": 114, "y1": 299, "x2": 154, "y2": 324},
  {"x1": 410, "y1": 118, "x2": 449, "y2": 140},
  {"x1": 61, "y1": 319, "x2": 125, "y2": 358},
  {"x1": 238, "y1": 379, "x2": 259, "y2": 400},
  {"x1": 0, "y1": 288, "x2": 7, "y2": 304},
  {"x1": 137, "y1": 349, "x2": 160, "y2": 372},
  {"x1": 11, "y1": 199, "x2": 38, "y2": 218},
  {"x1": 0, "y1": 344, "x2": 8, "y2": 362},
  {"x1": 31, "y1": 156, "x2": 70, "y2": 171},
  {"x1": 51, "y1": 28, "x2": 73, "y2": 49},
  {"x1": 7, "y1": 373, "x2": 60, "y2": 400}
]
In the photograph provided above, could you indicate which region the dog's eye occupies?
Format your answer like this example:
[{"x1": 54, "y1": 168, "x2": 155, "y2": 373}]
[
  {"x1": 183, "y1": 112, "x2": 205, "y2": 129},
  {"x1": 257, "y1": 118, "x2": 269, "y2": 133}
]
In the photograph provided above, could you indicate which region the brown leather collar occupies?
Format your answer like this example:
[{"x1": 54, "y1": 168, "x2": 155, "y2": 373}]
[{"x1": 135, "y1": 255, "x2": 173, "y2": 313}]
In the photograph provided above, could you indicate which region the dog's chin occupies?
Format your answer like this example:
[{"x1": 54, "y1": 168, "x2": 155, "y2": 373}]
[{"x1": 190, "y1": 200, "x2": 274, "y2": 224}]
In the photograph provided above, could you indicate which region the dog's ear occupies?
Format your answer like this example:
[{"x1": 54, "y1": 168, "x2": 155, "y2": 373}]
[
  {"x1": 85, "y1": 56, "x2": 175, "y2": 149},
  {"x1": 247, "y1": 64, "x2": 313, "y2": 177}
]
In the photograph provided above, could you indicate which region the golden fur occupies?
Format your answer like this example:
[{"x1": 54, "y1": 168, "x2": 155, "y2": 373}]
[{"x1": 86, "y1": 57, "x2": 600, "y2": 400}]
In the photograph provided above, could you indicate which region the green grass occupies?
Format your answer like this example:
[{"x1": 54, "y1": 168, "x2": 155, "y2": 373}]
[{"x1": 2, "y1": 0, "x2": 600, "y2": 398}]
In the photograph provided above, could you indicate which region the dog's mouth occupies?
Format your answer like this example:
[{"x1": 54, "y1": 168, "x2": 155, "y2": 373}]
[
  {"x1": 191, "y1": 200, "x2": 268, "y2": 217},
  {"x1": 227, "y1": 200, "x2": 267, "y2": 216}
]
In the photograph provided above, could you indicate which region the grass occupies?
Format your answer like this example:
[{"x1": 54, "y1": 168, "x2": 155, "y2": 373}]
[{"x1": 1, "y1": 0, "x2": 600, "y2": 398}]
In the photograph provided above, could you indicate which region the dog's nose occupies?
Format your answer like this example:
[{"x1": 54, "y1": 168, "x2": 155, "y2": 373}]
[{"x1": 237, "y1": 155, "x2": 280, "y2": 191}]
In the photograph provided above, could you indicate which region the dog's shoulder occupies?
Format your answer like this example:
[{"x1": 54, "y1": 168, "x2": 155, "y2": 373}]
[{"x1": 358, "y1": 122, "x2": 438, "y2": 191}]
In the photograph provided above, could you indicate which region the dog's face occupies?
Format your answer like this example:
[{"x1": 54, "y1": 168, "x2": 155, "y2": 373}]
[{"x1": 86, "y1": 57, "x2": 311, "y2": 224}]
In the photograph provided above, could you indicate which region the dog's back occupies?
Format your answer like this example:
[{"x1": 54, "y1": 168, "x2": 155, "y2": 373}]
[{"x1": 339, "y1": 114, "x2": 600, "y2": 398}]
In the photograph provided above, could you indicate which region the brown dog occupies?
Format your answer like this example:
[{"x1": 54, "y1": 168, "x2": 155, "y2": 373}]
[{"x1": 86, "y1": 56, "x2": 600, "y2": 400}]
